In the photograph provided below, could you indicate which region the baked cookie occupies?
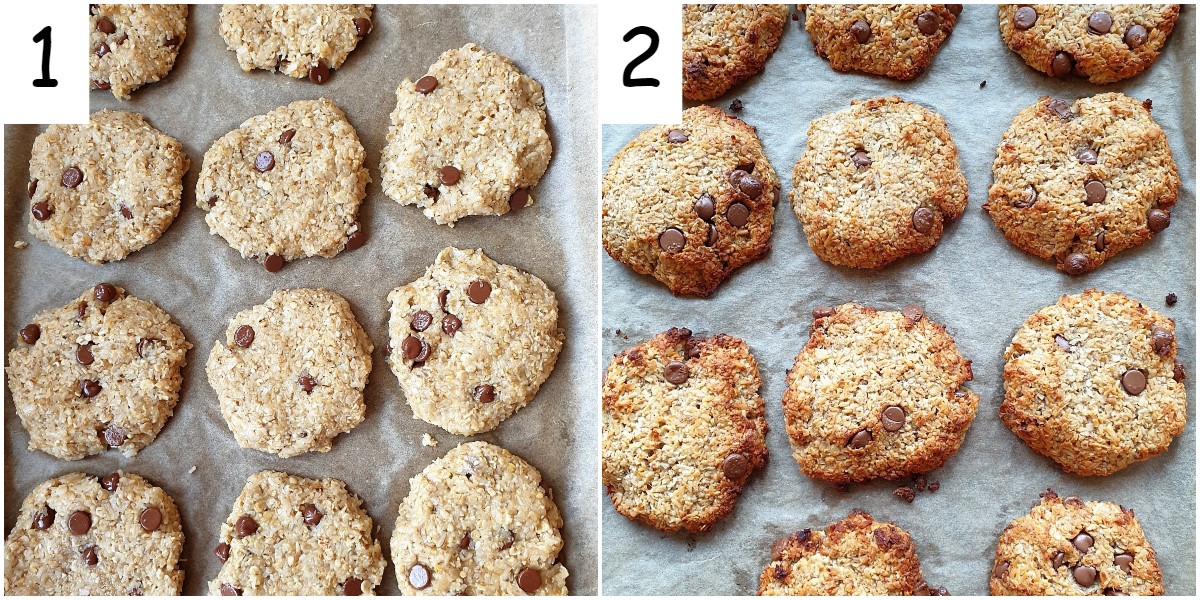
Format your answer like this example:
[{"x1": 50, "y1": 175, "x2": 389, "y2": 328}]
[
  {"x1": 218, "y1": 4, "x2": 374, "y2": 83},
  {"x1": 197, "y1": 98, "x2": 370, "y2": 272},
  {"x1": 6, "y1": 284, "x2": 191, "y2": 461},
  {"x1": 380, "y1": 44, "x2": 551, "y2": 226},
  {"x1": 386, "y1": 247, "x2": 563, "y2": 436},
  {"x1": 206, "y1": 288, "x2": 373, "y2": 457},
  {"x1": 90, "y1": 4, "x2": 188, "y2": 99},
  {"x1": 791, "y1": 96, "x2": 967, "y2": 269},
  {"x1": 602, "y1": 328, "x2": 767, "y2": 533},
  {"x1": 998, "y1": 4, "x2": 1179, "y2": 84},
  {"x1": 803, "y1": 4, "x2": 960, "y2": 80},
  {"x1": 991, "y1": 490, "x2": 1164, "y2": 595},
  {"x1": 26, "y1": 110, "x2": 189, "y2": 264},
  {"x1": 782, "y1": 303, "x2": 978, "y2": 483},
  {"x1": 210, "y1": 470, "x2": 386, "y2": 596},
  {"x1": 985, "y1": 93, "x2": 1180, "y2": 275},
  {"x1": 602, "y1": 105, "x2": 779, "y2": 296},
  {"x1": 683, "y1": 4, "x2": 789, "y2": 100},
  {"x1": 1001, "y1": 290, "x2": 1186, "y2": 477},
  {"x1": 3, "y1": 471, "x2": 184, "y2": 595},
  {"x1": 391, "y1": 441, "x2": 568, "y2": 595}
]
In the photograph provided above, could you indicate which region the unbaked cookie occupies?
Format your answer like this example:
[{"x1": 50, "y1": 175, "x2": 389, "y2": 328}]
[
  {"x1": 26, "y1": 110, "x2": 189, "y2": 264},
  {"x1": 90, "y1": 4, "x2": 188, "y2": 99},
  {"x1": 991, "y1": 490, "x2": 1164, "y2": 595},
  {"x1": 391, "y1": 441, "x2": 568, "y2": 595},
  {"x1": 3, "y1": 471, "x2": 184, "y2": 595},
  {"x1": 386, "y1": 247, "x2": 562, "y2": 436},
  {"x1": 197, "y1": 98, "x2": 370, "y2": 272},
  {"x1": 998, "y1": 4, "x2": 1179, "y2": 83},
  {"x1": 791, "y1": 96, "x2": 967, "y2": 269},
  {"x1": 603, "y1": 328, "x2": 767, "y2": 533},
  {"x1": 985, "y1": 93, "x2": 1180, "y2": 275},
  {"x1": 803, "y1": 4, "x2": 960, "y2": 80},
  {"x1": 380, "y1": 43, "x2": 551, "y2": 226},
  {"x1": 602, "y1": 105, "x2": 779, "y2": 296},
  {"x1": 218, "y1": 4, "x2": 374, "y2": 83},
  {"x1": 209, "y1": 470, "x2": 386, "y2": 596},
  {"x1": 683, "y1": 4, "x2": 790, "y2": 101},
  {"x1": 6, "y1": 284, "x2": 191, "y2": 461},
  {"x1": 206, "y1": 288, "x2": 373, "y2": 457},
  {"x1": 1001, "y1": 290, "x2": 1186, "y2": 477}
]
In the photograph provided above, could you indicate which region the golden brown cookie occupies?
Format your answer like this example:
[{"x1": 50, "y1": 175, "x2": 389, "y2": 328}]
[
  {"x1": 683, "y1": 4, "x2": 790, "y2": 100},
  {"x1": 803, "y1": 4, "x2": 961, "y2": 80}
]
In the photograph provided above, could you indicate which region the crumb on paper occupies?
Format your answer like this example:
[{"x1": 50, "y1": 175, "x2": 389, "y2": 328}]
[
  {"x1": 1166, "y1": 292, "x2": 1178, "y2": 306},
  {"x1": 14, "y1": 240, "x2": 28, "y2": 249},
  {"x1": 928, "y1": 480, "x2": 940, "y2": 492},
  {"x1": 421, "y1": 433, "x2": 438, "y2": 447},
  {"x1": 894, "y1": 486, "x2": 916, "y2": 503}
]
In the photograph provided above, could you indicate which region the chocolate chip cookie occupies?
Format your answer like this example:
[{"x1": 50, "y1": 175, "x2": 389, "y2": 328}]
[
  {"x1": 218, "y1": 4, "x2": 373, "y2": 83},
  {"x1": 90, "y1": 4, "x2": 188, "y2": 99},
  {"x1": 985, "y1": 94, "x2": 1180, "y2": 275},
  {"x1": 602, "y1": 105, "x2": 779, "y2": 296},
  {"x1": 803, "y1": 4, "x2": 961, "y2": 80},
  {"x1": 603, "y1": 328, "x2": 768, "y2": 533},
  {"x1": 683, "y1": 4, "x2": 790, "y2": 100}
]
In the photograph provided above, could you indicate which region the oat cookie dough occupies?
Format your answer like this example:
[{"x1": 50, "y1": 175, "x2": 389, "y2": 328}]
[
  {"x1": 90, "y1": 4, "x2": 188, "y2": 99},
  {"x1": 602, "y1": 105, "x2": 779, "y2": 296},
  {"x1": 791, "y1": 96, "x2": 967, "y2": 269},
  {"x1": 387, "y1": 247, "x2": 563, "y2": 436},
  {"x1": 197, "y1": 98, "x2": 370, "y2": 272},
  {"x1": 1001, "y1": 290, "x2": 1186, "y2": 477},
  {"x1": 391, "y1": 441, "x2": 568, "y2": 595},
  {"x1": 219, "y1": 4, "x2": 374, "y2": 83},
  {"x1": 803, "y1": 4, "x2": 960, "y2": 80},
  {"x1": 998, "y1": 4, "x2": 1179, "y2": 84},
  {"x1": 6, "y1": 284, "x2": 191, "y2": 461},
  {"x1": 206, "y1": 288, "x2": 372, "y2": 457},
  {"x1": 26, "y1": 110, "x2": 189, "y2": 264},
  {"x1": 985, "y1": 93, "x2": 1179, "y2": 275},
  {"x1": 603, "y1": 328, "x2": 767, "y2": 533},
  {"x1": 683, "y1": 4, "x2": 790, "y2": 101},
  {"x1": 380, "y1": 43, "x2": 552, "y2": 226},
  {"x1": 990, "y1": 490, "x2": 1164, "y2": 595},
  {"x1": 3, "y1": 471, "x2": 184, "y2": 595},
  {"x1": 209, "y1": 471, "x2": 386, "y2": 596}
]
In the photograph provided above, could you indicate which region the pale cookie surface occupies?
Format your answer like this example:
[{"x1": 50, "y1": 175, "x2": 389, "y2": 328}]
[
  {"x1": 791, "y1": 96, "x2": 967, "y2": 269},
  {"x1": 602, "y1": 328, "x2": 767, "y2": 533},
  {"x1": 804, "y1": 4, "x2": 960, "y2": 80},
  {"x1": 782, "y1": 303, "x2": 978, "y2": 483},
  {"x1": 206, "y1": 288, "x2": 373, "y2": 457},
  {"x1": 4, "y1": 471, "x2": 184, "y2": 595},
  {"x1": 90, "y1": 4, "x2": 188, "y2": 99},
  {"x1": 6, "y1": 284, "x2": 191, "y2": 461},
  {"x1": 683, "y1": 4, "x2": 789, "y2": 100},
  {"x1": 380, "y1": 43, "x2": 551, "y2": 225},
  {"x1": 1001, "y1": 290, "x2": 1186, "y2": 477},
  {"x1": 218, "y1": 4, "x2": 374, "y2": 81},
  {"x1": 197, "y1": 98, "x2": 370, "y2": 271},
  {"x1": 26, "y1": 110, "x2": 189, "y2": 264},
  {"x1": 387, "y1": 247, "x2": 563, "y2": 436},
  {"x1": 985, "y1": 93, "x2": 1179, "y2": 275},
  {"x1": 209, "y1": 470, "x2": 386, "y2": 596},
  {"x1": 602, "y1": 105, "x2": 779, "y2": 297},
  {"x1": 990, "y1": 490, "x2": 1164, "y2": 595},
  {"x1": 391, "y1": 441, "x2": 568, "y2": 596}
]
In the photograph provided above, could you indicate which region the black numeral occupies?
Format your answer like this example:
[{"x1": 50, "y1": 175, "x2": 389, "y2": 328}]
[
  {"x1": 32, "y1": 26, "x2": 57, "y2": 88},
  {"x1": 622, "y1": 26, "x2": 659, "y2": 88}
]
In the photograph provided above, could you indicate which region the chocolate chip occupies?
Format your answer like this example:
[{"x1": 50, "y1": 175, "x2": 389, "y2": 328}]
[
  {"x1": 343, "y1": 577, "x2": 363, "y2": 596},
  {"x1": 1104, "y1": 588, "x2": 1128, "y2": 596},
  {"x1": 164, "y1": 35, "x2": 179, "y2": 47},
  {"x1": 299, "y1": 374, "x2": 316, "y2": 393},
  {"x1": 813, "y1": 306, "x2": 835, "y2": 319},
  {"x1": 78, "y1": 302, "x2": 87, "y2": 319},
  {"x1": 76, "y1": 343, "x2": 95, "y2": 365},
  {"x1": 439, "y1": 166, "x2": 461, "y2": 185},
  {"x1": 1147, "y1": 208, "x2": 1170, "y2": 232},
  {"x1": 948, "y1": 4, "x2": 963, "y2": 15},
  {"x1": 499, "y1": 528, "x2": 515, "y2": 550},
  {"x1": 1088, "y1": 11, "x2": 1112, "y2": 35},
  {"x1": 852, "y1": 149, "x2": 872, "y2": 169},
  {"x1": 345, "y1": 230, "x2": 366, "y2": 251},
  {"x1": 881, "y1": 406, "x2": 906, "y2": 431},
  {"x1": 1064, "y1": 253, "x2": 1089, "y2": 275},
  {"x1": 1051, "y1": 551, "x2": 1066, "y2": 569},
  {"x1": 719, "y1": 452, "x2": 750, "y2": 480},
  {"x1": 518, "y1": 567, "x2": 542, "y2": 593},
  {"x1": 1095, "y1": 230, "x2": 1107, "y2": 252},
  {"x1": 255, "y1": 151, "x2": 275, "y2": 172},
  {"x1": 694, "y1": 193, "x2": 715, "y2": 221},
  {"x1": 220, "y1": 583, "x2": 242, "y2": 596},
  {"x1": 308, "y1": 60, "x2": 331, "y2": 84},
  {"x1": 473, "y1": 384, "x2": 495, "y2": 403},
  {"x1": 1077, "y1": 147, "x2": 1098, "y2": 164},
  {"x1": 279, "y1": 128, "x2": 296, "y2": 145},
  {"x1": 1055, "y1": 334, "x2": 1072, "y2": 352},
  {"x1": 664, "y1": 361, "x2": 689, "y2": 385},
  {"x1": 103, "y1": 424, "x2": 126, "y2": 447},
  {"x1": 411, "y1": 310, "x2": 433, "y2": 332},
  {"x1": 851, "y1": 20, "x2": 871, "y2": 43},
  {"x1": 94, "y1": 80, "x2": 111, "y2": 90},
  {"x1": 510, "y1": 188, "x2": 530, "y2": 210},
  {"x1": 1072, "y1": 531, "x2": 1094, "y2": 553},
  {"x1": 1051, "y1": 52, "x2": 1075, "y2": 77},
  {"x1": 214, "y1": 543, "x2": 230, "y2": 563},
  {"x1": 234, "y1": 325, "x2": 255, "y2": 348},
  {"x1": 442, "y1": 314, "x2": 462, "y2": 336},
  {"x1": 97, "y1": 16, "x2": 115, "y2": 33},
  {"x1": 726, "y1": 202, "x2": 750, "y2": 228},
  {"x1": 438, "y1": 290, "x2": 450, "y2": 310},
  {"x1": 848, "y1": 429, "x2": 872, "y2": 448},
  {"x1": 1151, "y1": 326, "x2": 1174, "y2": 356},
  {"x1": 1121, "y1": 369, "x2": 1147, "y2": 395},
  {"x1": 1047, "y1": 98, "x2": 1074, "y2": 119},
  {"x1": 139, "y1": 507, "x2": 162, "y2": 532},
  {"x1": 208, "y1": 195, "x2": 218, "y2": 207},
  {"x1": 901, "y1": 304, "x2": 924, "y2": 323},
  {"x1": 1172, "y1": 358, "x2": 1185, "y2": 380},
  {"x1": 994, "y1": 560, "x2": 1010, "y2": 578},
  {"x1": 264, "y1": 254, "x2": 285, "y2": 272},
  {"x1": 1166, "y1": 292, "x2": 1178, "y2": 306},
  {"x1": 423, "y1": 184, "x2": 439, "y2": 200},
  {"x1": 401, "y1": 335, "x2": 428, "y2": 361},
  {"x1": 894, "y1": 486, "x2": 916, "y2": 503},
  {"x1": 667, "y1": 129, "x2": 688, "y2": 143},
  {"x1": 729, "y1": 98, "x2": 745, "y2": 112},
  {"x1": 354, "y1": 17, "x2": 372, "y2": 37},
  {"x1": 235, "y1": 515, "x2": 258, "y2": 538},
  {"x1": 728, "y1": 169, "x2": 763, "y2": 198},
  {"x1": 94, "y1": 283, "x2": 117, "y2": 303},
  {"x1": 467, "y1": 280, "x2": 491, "y2": 304},
  {"x1": 81, "y1": 545, "x2": 99, "y2": 566},
  {"x1": 1124, "y1": 24, "x2": 1148, "y2": 47},
  {"x1": 1084, "y1": 180, "x2": 1106, "y2": 205},
  {"x1": 302, "y1": 503, "x2": 323, "y2": 526},
  {"x1": 916, "y1": 11, "x2": 938, "y2": 34},
  {"x1": 658, "y1": 228, "x2": 686, "y2": 253},
  {"x1": 19, "y1": 324, "x2": 40, "y2": 345},
  {"x1": 62, "y1": 166, "x2": 83, "y2": 188},
  {"x1": 1073, "y1": 565, "x2": 1097, "y2": 587},
  {"x1": 96, "y1": 42, "x2": 109, "y2": 57},
  {"x1": 32, "y1": 201, "x2": 53, "y2": 220},
  {"x1": 81, "y1": 380, "x2": 102, "y2": 398},
  {"x1": 100, "y1": 472, "x2": 120, "y2": 491},
  {"x1": 69, "y1": 510, "x2": 92, "y2": 535},
  {"x1": 32, "y1": 508, "x2": 55, "y2": 529},
  {"x1": 119, "y1": 205, "x2": 133, "y2": 219},
  {"x1": 736, "y1": 161, "x2": 756, "y2": 174},
  {"x1": 911, "y1": 207, "x2": 935, "y2": 234},
  {"x1": 415, "y1": 75, "x2": 439, "y2": 94},
  {"x1": 1013, "y1": 7, "x2": 1037, "y2": 30},
  {"x1": 408, "y1": 563, "x2": 431, "y2": 589},
  {"x1": 1114, "y1": 552, "x2": 1133, "y2": 574},
  {"x1": 460, "y1": 533, "x2": 472, "y2": 549},
  {"x1": 706, "y1": 223, "x2": 718, "y2": 246}
]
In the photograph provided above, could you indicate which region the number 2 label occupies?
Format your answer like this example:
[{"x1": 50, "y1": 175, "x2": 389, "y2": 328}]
[{"x1": 622, "y1": 26, "x2": 659, "y2": 88}]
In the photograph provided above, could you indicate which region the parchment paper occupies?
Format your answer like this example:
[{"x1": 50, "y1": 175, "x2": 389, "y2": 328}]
[
  {"x1": 601, "y1": 4, "x2": 1194, "y2": 595},
  {"x1": 4, "y1": 4, "x2": 598, "y2": 595}
]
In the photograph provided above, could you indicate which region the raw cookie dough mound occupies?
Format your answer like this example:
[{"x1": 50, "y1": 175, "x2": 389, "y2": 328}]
[
  {"x1": 6, "y1": 284, "x2": 191, "y2": 461},
  {"x1": 998, "y1": 4, "x2": 1179, "y2": 84},
  {"x1": 26, "y1": 110, "x2": 189, "y2": 264},
  {"x1": 602, "y1": 105, "x2": 779, "y2": 296},
  {"x1": 386, "y1": 247, "x2": 563, "y2": 436},
  {"x1": 218, "y1": 4, "x2": 374, "y2": 82},
  {"x1": 197, "y1": 98, "x2": 370, "y2": 272},
  {"x1": 380, "y1": 43, "x2": 551, "y2": 226},
  {"x1": 803, "y1": 4, "x2": 960, "y2": 80},
  {"x1": 791, "y1": 96, "x2": 967, "y2": 269},
  {"x1": 602, "y1": 328, "x2": 767, "y2": 533},
  {"x1": 1001, "y1": 290, "x2": 1186, "y2": 477},
  {"x1": 209, "y1": 470, "x2": 386, "y2": 596},
  {"x1": 90, "y1": 4, "x2": 188, "y2": 99},
  {"x1": 782, "y1": 303, "x2": 978, "y2": 483},
  {"x1": 683, "y1": 4, "x2": 790, "y2": 100},
  {"x1": 391, "y1": 441, "x2": 568, "y2": 596},
  {"x1": 3, "y1": 471, "x2": 184, "y2": 595},
  {"x1": 206, "y1": 288, "x2": 373, "y2": 457},
  {"x1": 990, "y1": 490, "x2": 1164, "y2": 595},
  {"x1": 985, "y1": 93, "x2": 1179, "y2": 275}
]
